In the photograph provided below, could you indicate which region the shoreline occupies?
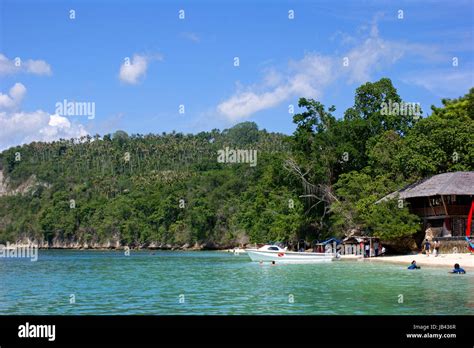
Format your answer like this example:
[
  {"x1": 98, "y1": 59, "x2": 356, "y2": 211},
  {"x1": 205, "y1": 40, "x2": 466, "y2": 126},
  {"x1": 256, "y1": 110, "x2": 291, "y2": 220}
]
[
  {"x1": 0, "y1": 244, "x2": 240, "y2": 252},
  {"x1": 3, "y1": 244, "x2": 474, "y2": 269},
  {"x1": 367, "y1": 253, "x2": 474, "y2": 269}
]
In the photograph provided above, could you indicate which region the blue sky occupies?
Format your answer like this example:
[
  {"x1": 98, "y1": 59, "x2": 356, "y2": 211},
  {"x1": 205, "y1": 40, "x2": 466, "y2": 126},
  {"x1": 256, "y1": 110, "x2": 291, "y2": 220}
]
[{"x1": 0, "y1": 0, "x2": 473, "y2": 150}]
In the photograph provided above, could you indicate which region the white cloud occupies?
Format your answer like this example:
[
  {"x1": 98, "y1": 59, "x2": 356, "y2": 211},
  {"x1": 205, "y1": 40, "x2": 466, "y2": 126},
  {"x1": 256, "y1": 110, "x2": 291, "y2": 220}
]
[
  {"x1": 48, "y1": 113, "x2": 72, "y2": 128},
  {"x1": 217, "y1": 88, "x2": 288, "y2": 122},
  {"x1": 217, "y1": 21, "x2": 448, "y2": 122},
  {"x1": 0, "y1": 110, "x2": 46, "y2": 144},
  {"x1": 345, "y1": 39, "x2": 402, "y2": 84},
  {"x1": 0, "y1": 83, "x2": 27, "y2": 109},
  {"x1": 24, "y1": 59, "x2": 52, "y2": 75},
  {"x1": 330, "y1": 30, "x2": 357, "y2": 46},
  {"x1": 401, "y1": 70, "x2": 474, "y2": 97},
  {"x1": 343, "y1": 22, "x2": 447, "y2": 84},
  {"x1": 217, "y1": 54, "x2": 336, "y2": 122},
  {"x1": 0, "y1": 84, "x2": 88, "y2": 151},
  {"x1": 0, "y1": 54, "x2": 52, "y2": 76},
  {"x1": 119, "y1": 54, "x2": 162, "y2": 84},
  {"x1": 35, "y1": 114, "x2": 87, "y2": 142},
  {"x1": 180, "y1": 32, "x2": 201, "y2": 43}
]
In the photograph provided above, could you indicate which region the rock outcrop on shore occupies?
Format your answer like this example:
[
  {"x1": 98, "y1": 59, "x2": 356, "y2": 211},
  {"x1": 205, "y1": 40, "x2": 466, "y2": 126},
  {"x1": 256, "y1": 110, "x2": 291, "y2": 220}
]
[{"x1": 9, "y1": 236, "x2": 236, "y2": 251}]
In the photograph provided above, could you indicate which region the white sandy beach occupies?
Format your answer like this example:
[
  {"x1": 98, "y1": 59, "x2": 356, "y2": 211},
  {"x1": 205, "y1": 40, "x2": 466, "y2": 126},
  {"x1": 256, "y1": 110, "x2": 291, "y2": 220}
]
[{"x1": 368, "y1": 253, "x2": 474, "y2": 269}]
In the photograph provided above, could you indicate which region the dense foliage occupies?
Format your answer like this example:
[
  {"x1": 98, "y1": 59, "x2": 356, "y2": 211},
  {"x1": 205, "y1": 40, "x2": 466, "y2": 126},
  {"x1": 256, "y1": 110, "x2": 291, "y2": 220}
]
[
  {"x1": 0, "y1": 122, "x2": 303, "y2": 246},
  {"x1": 0, "y1": 80, "x2": 472, "y2": 248}
]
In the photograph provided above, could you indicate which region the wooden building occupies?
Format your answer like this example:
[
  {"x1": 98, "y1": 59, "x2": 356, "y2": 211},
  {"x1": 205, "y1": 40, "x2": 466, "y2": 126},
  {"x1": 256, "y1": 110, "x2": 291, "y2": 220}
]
[{"x1": 380, "y1": 171, "x2": 474, "y2": 240}]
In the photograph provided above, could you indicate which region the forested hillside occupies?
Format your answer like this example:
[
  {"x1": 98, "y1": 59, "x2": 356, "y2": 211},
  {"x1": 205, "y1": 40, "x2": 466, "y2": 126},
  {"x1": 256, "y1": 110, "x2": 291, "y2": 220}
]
[{"x1": 0, "y1": 79, "x2": 472, "y2": 249}]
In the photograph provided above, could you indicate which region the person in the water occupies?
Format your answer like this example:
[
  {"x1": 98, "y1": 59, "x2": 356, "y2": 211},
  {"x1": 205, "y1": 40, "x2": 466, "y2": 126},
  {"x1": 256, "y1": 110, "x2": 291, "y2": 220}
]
[
  {"x1": 451, "y1": 263, "x2": 466, "y2": 274},
  {"x1": 407, "y1": 260, "x2": 420, "y2": 270}
]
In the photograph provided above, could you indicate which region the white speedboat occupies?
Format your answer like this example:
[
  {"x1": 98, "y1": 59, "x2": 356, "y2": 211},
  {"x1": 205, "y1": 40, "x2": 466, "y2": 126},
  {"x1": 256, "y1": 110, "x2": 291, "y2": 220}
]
[{"x1": 245, "y1": 245, "x2": 334, "y2": 263}]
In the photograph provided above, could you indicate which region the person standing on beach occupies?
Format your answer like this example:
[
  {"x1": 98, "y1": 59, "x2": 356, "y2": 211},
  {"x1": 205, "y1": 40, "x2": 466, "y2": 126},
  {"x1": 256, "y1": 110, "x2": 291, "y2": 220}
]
[
  {"x1": 433, "y1": 240, "x2": 440, "y2": 257},
  {"x1": 364, "y1": 243, "x2": 370, "y2": 258},
  {"x1": 374, "y1": 240, "x2": 379, "y2": 257},
  {"x1": 424, "y1": 239, "x2": 431, "y2": 256}
]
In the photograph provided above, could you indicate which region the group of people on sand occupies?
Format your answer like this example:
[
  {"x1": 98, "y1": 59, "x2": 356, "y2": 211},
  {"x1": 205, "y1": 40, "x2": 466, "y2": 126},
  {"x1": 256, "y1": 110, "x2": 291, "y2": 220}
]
[
  {"x1": 408, "y1": 260, "x2": 466, "y2": 274},
  {"x1": 423, "y1": 239, "x2": 441, "y2": 256},
  {"x1": 362, "y1": 240, "x2": 385, "y2": 258}
]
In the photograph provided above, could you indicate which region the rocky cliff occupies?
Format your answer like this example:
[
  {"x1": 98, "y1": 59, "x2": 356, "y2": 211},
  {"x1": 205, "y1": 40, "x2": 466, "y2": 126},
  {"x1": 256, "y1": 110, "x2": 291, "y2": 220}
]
[
  {"x1": 0, "y1": 170, "x2": 7, "y2": 196},
  {"x1": 0, "y1": 170, "x2": 51, "y2": 197}
]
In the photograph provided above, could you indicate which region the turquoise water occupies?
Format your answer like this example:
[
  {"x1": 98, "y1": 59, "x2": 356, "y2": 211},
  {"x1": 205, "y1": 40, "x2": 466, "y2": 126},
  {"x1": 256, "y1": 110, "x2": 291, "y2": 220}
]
[{"x1": 0, "y1": 250, "x2": 473, "y2": 315}]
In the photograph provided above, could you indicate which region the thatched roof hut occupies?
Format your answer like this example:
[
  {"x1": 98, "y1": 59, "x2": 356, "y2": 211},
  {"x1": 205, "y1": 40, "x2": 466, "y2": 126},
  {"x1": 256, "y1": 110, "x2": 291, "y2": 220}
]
[
  {"x1": 378, "y1": 171, "x2": 474, "y2": 202},
  {"x1": 378, "y1": 171, "x2": 474, "y2": 239}
]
